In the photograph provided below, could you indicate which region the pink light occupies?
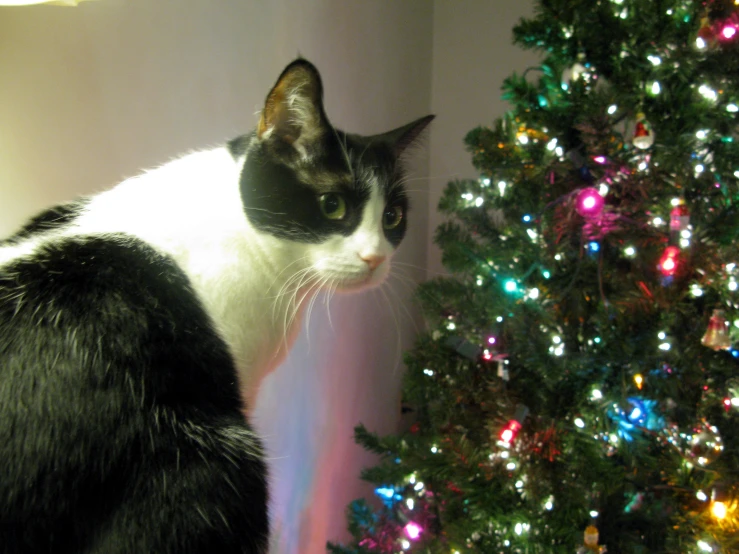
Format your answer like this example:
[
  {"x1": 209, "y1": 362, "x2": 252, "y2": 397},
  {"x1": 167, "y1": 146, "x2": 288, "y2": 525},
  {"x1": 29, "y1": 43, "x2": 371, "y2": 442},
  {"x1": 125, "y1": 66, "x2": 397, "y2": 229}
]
[
  {"x1": 575, "y1": 187, "x2": 605, "y2": 217},
  {"x1": 488, "y1": 336, "x2": 496, "y2": 345},
  {"x1": 721, "y1": 25, "x2": 737, "y2": 40},
  {"x1": 404, "y1": 522, "x2": 423, "y2": 540},
  {"x1": 593, "y1": 155, "x2": 607, "y2": 164}
]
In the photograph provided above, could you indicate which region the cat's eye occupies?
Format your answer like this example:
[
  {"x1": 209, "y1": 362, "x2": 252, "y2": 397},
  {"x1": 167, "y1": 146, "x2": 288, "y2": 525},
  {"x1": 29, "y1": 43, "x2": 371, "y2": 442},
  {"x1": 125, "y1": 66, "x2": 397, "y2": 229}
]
[
  {"x1": 383, "y1": 205, "x2": 403, "y2": 230},
  {"x1": 319, "y1": 193, "x2": 347, "y2": 220}
]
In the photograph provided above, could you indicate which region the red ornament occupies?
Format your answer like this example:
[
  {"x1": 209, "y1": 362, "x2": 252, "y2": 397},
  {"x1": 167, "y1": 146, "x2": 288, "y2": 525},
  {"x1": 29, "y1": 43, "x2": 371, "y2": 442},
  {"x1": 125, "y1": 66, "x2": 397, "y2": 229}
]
[
  {"x1": 658, "y1": 245, "x2": 681, "y2": 277},
  {"x1": 701, "y1": 309, "x2": 731, "y2": 351}
]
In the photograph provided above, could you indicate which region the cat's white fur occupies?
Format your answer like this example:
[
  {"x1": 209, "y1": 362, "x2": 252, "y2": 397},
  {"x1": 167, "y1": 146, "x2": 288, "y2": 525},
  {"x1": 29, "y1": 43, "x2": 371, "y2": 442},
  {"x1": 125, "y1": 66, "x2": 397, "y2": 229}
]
[{"x1": 0, "y1": 145, "x2": 396, "y2": 411}]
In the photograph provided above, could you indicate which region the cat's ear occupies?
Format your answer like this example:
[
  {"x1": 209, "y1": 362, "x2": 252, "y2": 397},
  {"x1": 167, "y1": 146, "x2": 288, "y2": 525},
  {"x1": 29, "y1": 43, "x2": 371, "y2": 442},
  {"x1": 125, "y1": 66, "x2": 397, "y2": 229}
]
[
  {"x1": 378, "y1": 115, "x2": 435, "y2": 158},
  {"x1": 257, "y1": 59, "x2": 328, "y2": 156}
]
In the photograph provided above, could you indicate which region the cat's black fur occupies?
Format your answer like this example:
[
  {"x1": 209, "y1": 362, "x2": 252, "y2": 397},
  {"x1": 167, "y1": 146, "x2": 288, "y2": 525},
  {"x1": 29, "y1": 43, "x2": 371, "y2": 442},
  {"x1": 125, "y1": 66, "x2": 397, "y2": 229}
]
[
  {"x1": 0, "y1": 58, "x2": 432, "y2": 554},
  {"x1": 1, "y1": 236, "x2": 267, "y2": 553}
]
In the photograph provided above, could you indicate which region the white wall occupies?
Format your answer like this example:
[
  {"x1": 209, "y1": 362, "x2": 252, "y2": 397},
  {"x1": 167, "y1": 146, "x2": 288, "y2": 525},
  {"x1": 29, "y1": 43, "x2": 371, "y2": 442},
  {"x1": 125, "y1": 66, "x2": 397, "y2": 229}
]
[
  {"x1": 0, "y1": 1, "x2": 433, "y2": 553},
  {"x1": 428, "y1": 0, "x2": 540, "y2": 276}
]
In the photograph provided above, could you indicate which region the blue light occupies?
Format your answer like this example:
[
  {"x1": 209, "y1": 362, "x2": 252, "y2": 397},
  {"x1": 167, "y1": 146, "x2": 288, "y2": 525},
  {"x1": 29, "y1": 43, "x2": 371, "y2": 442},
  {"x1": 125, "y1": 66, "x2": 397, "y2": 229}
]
[
  {"x1": 542, "y1": 270, "x2": 551, "y2": 279},
  {"x1": 375, "y1": 487, "x2": 395, "y2": 500},
  {"x1": 374, "y1": 485, "x2": 402, "y2": 507},
  {"x1": 522, "y1": 214, "x2": 532, "y2": 222},
  {"x1": 732, "y1": 349, "x2": 739, "y2": 358},
  {"x1": 588, "y1": 241, "x2": 600, "y2": 252}
]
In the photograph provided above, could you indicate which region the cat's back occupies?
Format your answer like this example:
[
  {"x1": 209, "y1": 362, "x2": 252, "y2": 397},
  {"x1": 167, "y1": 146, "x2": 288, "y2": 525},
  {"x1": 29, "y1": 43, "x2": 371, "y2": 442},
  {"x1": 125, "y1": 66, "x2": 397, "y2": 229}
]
[{"x1": 0, "y1": 203, "x2": 268, "y2": 552}]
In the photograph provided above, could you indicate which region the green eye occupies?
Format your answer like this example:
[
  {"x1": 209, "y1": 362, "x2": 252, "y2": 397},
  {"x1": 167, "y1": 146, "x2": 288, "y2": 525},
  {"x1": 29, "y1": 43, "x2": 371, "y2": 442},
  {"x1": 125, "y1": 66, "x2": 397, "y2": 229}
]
[
  {"x1": 383, "y1": 205, "x2": 403, "y2": 229},
  {"x1": 319, "y1": 193, "x2": 347, "y2": 220}
]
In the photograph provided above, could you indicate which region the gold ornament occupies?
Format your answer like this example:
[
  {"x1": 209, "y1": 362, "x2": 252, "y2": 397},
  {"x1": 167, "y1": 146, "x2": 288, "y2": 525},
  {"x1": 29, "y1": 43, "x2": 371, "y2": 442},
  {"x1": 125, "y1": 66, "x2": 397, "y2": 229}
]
[{"x1": 701, "y1": 309, "x2": 731, "y2": 351}]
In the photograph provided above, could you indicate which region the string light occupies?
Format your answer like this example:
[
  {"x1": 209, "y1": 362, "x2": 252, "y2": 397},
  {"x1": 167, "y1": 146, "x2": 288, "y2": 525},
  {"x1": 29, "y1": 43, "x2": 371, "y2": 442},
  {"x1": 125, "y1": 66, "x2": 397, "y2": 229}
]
[
  {"x1": 634, "y1": 374, "x2": 644, "y2": 390},
  {"x1": 698, "y1": 84, "x2": 718, "y2": 101},
  {"x1": 404, "y1": 522, "x2": 422, "y2": 540}
]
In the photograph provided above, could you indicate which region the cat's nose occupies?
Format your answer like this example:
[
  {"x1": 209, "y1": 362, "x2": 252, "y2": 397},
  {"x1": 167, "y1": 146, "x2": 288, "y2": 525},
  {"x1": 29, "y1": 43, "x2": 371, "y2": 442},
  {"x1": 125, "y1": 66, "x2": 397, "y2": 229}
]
[{"x1": 360, "y1": 253, "x2": 386, "y2": 271}]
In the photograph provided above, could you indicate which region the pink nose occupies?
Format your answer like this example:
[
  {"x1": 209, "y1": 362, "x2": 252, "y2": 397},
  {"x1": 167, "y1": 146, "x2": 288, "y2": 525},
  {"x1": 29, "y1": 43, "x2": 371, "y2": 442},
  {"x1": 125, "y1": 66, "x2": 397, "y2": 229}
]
[{"x1": 360, "y1": 254, "x2": 386, "y2": 271}]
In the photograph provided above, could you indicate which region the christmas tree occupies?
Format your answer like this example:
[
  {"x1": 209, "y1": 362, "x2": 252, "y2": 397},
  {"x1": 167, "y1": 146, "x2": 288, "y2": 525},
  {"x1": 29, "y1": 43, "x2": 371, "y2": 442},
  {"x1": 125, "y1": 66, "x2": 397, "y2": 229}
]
[{"x1": 328, "y1": 1, "x2": 739, "y2": 553}]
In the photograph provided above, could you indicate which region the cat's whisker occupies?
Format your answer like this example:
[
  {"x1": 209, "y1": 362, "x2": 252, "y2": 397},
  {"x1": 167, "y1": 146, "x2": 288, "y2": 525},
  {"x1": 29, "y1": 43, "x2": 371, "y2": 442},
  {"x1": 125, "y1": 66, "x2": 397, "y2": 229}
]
[
  {"x1": 304, "y1": 275, "x2": 330, "y2": 347},
  {"x1": 266, "y1": 256, "x2": 311, "y2": 294},
  {"x1": 377, "y1": 284, "x2": 403, "y2": 371},
  {"x1": 270, "y1": 267, "x2": 313, "y2": 327},
  {"x1": 323, "y1": 278, "x2": 336, "y2": 332},
  {"x1": 386, "y1": 274, "x2": 420, "y2": 336},
  {"x1": 393, "y1": 260, "x2": 449, "y2": 278}
]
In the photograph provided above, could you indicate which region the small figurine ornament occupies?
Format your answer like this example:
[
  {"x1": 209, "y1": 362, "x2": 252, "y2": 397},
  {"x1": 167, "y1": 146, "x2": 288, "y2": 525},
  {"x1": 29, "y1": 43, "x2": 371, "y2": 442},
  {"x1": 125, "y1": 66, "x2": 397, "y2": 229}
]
[
  {"x1": 701, "y1": 309, "x2": 731, "y2": 351},
  {"x1": 632, "y1": 113, "x2": 655, "y2": 149},
  {"x1": 577, "y1": 525, "x2": 607, "y2": 553}
]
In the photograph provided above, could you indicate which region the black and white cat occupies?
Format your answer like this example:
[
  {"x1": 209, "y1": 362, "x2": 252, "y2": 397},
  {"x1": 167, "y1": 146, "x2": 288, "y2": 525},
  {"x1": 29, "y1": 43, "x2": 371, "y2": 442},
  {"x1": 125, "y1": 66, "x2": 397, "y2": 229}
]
[{"x1": 0, "y1": 59, "x2": 432, "y2": 554}]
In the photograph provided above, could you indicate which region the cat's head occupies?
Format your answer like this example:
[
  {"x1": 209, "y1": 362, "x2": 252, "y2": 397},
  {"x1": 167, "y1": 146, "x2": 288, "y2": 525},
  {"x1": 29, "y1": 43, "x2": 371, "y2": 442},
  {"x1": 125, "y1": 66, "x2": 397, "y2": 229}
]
[{"x1": 238, "y1": 59, "x2": 433, "y2": 291}]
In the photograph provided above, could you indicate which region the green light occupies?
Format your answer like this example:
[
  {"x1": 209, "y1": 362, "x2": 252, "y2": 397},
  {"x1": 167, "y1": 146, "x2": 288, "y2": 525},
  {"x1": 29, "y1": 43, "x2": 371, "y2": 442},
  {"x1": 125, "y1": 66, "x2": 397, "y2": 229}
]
[
  {"x1": 542, "y1": 270, "x2": 551, "y2": 279},
  {"x1": 504, "y1": 280, "x2": 518, "y2": 293},
  {"x1": 594, "y1": 337, "x2": 601, "y2": 343}
]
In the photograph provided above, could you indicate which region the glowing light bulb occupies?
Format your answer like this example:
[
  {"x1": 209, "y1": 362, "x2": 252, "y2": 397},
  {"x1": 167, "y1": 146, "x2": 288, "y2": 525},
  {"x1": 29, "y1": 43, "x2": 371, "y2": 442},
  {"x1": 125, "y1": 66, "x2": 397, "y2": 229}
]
[
  {"x1": 650, "y1": 81, "x2": 661, "y2": 94},
  {"x1": 721, "y1": 25, "x2": 737, "y2": 40},
  {"x1": 574, "y1": 418, "x2": 586, "y2": 428},
  {"x1": 699, "y1": 85, "x2": 718, "y2": 101},
  {"x1": 658, "y1": 245, "x2": 680, "y2": 276},
  {"x1": 591, "y1": 389, "x2": 603, "y2": 400},
  {"x1": 404, "y1": 522, "x2": 422, "y2": 540},
  {"x1": 696, "y1": 490, "x2": 708, "y2": 502},
  {"x1": 575, "y1": 187, "x2": 605, "y2": 217},
  {"x1": 634, "y1": 374, "x2": 643, "y2": 390},
  {"x1": 624, "y1": 246, "x2": 636, "y2": 257},
  {"x1": 711, "y1": 501, "x2": 727, "y2": 519},
  {"x1": 607, "y1": 104, "x2": 618, "y2": 114},
  {"x1": 697, "y1": 540, "x2": 713, "y2": 552}
]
